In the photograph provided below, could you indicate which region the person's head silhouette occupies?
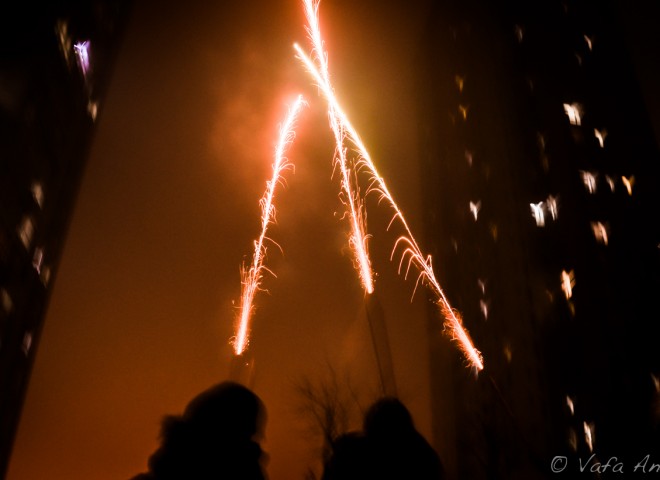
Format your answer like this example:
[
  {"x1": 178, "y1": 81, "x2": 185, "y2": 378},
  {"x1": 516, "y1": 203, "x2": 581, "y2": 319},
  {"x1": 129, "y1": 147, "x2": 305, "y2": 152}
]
[
  {"x1": 363, "y1": 396, "x2": 416, "y2": 439},
  {"x1": 362, "y1": 396, "x2": 445, "y2": 480},
  {"x1": 132, "y1": 381, "x2": 267, "y2": 480},
  {"x1": 183, "y1": 380, "x2": 266, "y2": 442}
]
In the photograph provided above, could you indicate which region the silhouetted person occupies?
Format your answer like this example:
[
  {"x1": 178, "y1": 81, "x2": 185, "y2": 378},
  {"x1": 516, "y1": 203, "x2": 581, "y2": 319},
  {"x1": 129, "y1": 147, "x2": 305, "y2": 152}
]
[
  {"x1": 131, "y1": 381, "x2": 268, "y2": 480},
  {"x1": 321, "y1": 431, "x2": 370, "y2": 480},
  {"x1": 363, "y1": 397, "x2": 445, "y2": 479},
  {"x1": 322, "y1": 397, "x2": 445, "y2": 480}
]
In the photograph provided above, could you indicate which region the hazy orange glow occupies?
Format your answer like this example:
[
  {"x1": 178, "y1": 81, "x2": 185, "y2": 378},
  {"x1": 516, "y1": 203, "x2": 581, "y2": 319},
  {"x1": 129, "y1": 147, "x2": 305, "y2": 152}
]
[
  {"x1": 233, "y1": 95, "x2": 306, "y2": 355},
  {"x1": 294, "y1": 0, "x2": 483, "y2": 371}
]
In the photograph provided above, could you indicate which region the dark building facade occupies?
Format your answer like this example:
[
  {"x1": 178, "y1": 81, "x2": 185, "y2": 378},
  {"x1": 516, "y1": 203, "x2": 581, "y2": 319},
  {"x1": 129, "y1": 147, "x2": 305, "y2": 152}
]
[
  {"x1": 418, "y1": 1, "x2": 660, "y2": 478},
  {"x1": 0, "y1": 2, "x2": 132, "y2": 476}
]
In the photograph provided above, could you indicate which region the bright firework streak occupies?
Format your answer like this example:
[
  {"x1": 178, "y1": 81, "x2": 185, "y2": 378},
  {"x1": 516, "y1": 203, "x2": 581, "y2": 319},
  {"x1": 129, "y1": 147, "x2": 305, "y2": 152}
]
[
  {"x1": 233, "y1": 95, "x2": 306, "y2": 355},
  {"x1": 302, "y1": 0, "x2": 374, "y2": 294},
  {"x1": 294, "y1": 15, "x2": 483, "y2": 371}
]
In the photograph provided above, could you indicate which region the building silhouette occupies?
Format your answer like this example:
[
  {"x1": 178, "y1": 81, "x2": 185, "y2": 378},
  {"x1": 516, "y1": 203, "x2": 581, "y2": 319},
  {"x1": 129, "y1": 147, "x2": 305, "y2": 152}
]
[
  {"x1": 418, "y1": 0, "x2": 660, "y2": 478},
  {"x1": 0, "y1": 1, "x2": 133, "y2": 476}
]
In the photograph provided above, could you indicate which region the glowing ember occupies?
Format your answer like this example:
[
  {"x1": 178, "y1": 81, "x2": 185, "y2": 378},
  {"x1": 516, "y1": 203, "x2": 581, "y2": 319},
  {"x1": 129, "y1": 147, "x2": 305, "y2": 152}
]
[
  {"x1": 232, "y1": 95, "x2": 306, "y2": 355},
  {"x1": 295, "y1": 0, "x2": 483, "y2": 371},
  {"x1": 301, "y1": 0, "x2": 374, "y2": 294}
]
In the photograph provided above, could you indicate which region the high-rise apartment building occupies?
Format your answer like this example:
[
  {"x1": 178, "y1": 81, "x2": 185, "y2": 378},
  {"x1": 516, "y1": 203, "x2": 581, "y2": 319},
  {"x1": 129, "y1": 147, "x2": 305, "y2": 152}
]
[
  {"x1": 0, "y1": 2, "x2": 132, "y2": 476},
  {"x1": 418, "y1": 1, "x2": 660, "y2": 477}
]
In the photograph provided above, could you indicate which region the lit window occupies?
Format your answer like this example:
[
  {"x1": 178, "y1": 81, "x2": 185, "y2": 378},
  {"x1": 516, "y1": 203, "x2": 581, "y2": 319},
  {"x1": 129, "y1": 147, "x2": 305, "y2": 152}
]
[
  {"x1": 469, "y1": 200, "x2": 481, "y2": 221},
  {"x1": 22, "y1": 331, "x2": 33, "y2": 355},
  {"x1": 40, "y1": 266, "x2": 51, "y2": 286},
  {"x1": 541, "y1": 155, "x2": 550, "y2": 172},
  {"x1": 56, "y1": 20, "x2": 73, "y2": 67},
  {"x1": 566, "y1": 395, "x2": 575, "y2": 415},
  {"x1": 17, "y1": 216, "x2": 34, "y2": 249},
  {"x1": 514, "y1": 25, "x2": 524, "y2": 43},
  {"x1": 568, "y1": 428, "x2": 578, "y2": 451},
  {"x1": 503, "y1": 343, "x2": 512, "y2": 363},
  {"x1": 537, "y1": 132, "x2": 546, "y2": 151},
  {"x1": 88, "y1": 100, "x2": 98, "y2": 120},
  {"x1": 561, "y1": 269, "x2": 575, "y2": 299},
  {"x1": 458, "y1": 104, "x2": 469, "y2": 121},
  {"x1": 530, "y1": 202, "x2": 545, "y2": 227},
  {"x1": 584, "y1": 34, "x2": 593, "y2": 51},
  {"x1": 591, "y1": 222, "x2": 609, "y2": 245},
  {"x1": 605, "y1": 175, "x2": 616, "y2": 192},
  {"x1": 583, "y1": 422, "x2": 595, "y2": 452},
  {"x1": 544, "y1": 289, "x2": 554, "y2": 303},
  {"x1": 477, "y1": 278, "x2": 486, "y2": 295},
  {"x1": 455, "y1": 75, "x2": 464, "y2": 93},
  {"x1": 1, "y1": 288, "x2": 12, "y2": 313},
  {"x1": 622, "y1": 175, "x2": 634, "y2": 195},
  {"x1": 480, "y1": 299, "x2": 489, "y2": 320},
  {"x1": 74, "y1": 40, "x2": 91, "y2": 81},
  {"x1": 489, "y1": 223, "x2": 498, "y2": 241},
  {"x1": 546, "y1": 195, "x2": 559, "y2": 220},
  {"x1": 32, "y1": 247, "x2": 44, "y2": 273},
  {"x1": 31, "y1": 181, "x2": 44, "y2": 208},
  {"x1": 563, "y1": 103, "x2": 582, "y2": 126},
  {"x1": 580, "y1": 171, "x2": 597, "y2": 194}
]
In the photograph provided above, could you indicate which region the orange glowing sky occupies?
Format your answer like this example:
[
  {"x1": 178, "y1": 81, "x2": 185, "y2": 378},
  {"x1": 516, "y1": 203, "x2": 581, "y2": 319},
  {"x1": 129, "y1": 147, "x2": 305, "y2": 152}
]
[{"x1": 7, "y1": 1, "x2": 444, "y2": 479}]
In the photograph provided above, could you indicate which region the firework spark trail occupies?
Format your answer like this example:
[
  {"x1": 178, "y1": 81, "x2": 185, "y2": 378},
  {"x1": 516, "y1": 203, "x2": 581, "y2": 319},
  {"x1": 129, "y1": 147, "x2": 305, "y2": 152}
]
[
  {"x1": 302, "y1": 0, "x2": 374, "y2": 294},
  {"x1": 233, "y1": 95, "x2": 306, "y2": 355},
  {"x1": 294, "y1": 10, "x2": 483, "y2": 370}
]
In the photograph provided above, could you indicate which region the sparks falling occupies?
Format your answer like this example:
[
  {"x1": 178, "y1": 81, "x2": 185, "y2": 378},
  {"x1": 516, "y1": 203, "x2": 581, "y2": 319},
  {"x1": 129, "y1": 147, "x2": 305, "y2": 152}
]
[
  {"x1": 295, "y1": 1, "x2": 483, "y2": 370},
  {"x1": 233, "y1": 95, "x2": 306, "y2": 356},
  {"x1": 301, "y1": 0, "x2": 374, "y2": 294}
]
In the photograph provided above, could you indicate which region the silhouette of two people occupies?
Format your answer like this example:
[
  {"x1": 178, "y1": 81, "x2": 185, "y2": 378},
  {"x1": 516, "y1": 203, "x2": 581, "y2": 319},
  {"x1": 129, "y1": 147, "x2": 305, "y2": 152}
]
[
  {"x1": 131, "y1": 381, "x2": 267, "y2": 480},
  {"x1": 322, "y1": 396, "x2": 445, "y2": 480}
]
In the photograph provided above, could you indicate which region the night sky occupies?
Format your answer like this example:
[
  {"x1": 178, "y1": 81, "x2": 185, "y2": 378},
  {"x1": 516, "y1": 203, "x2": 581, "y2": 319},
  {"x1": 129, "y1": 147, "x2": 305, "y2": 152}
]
[
  {"x1": 6, "y1": 0, "x2": 660, "y2": 479},
  {"x1": 7, "y1": 1, "x2": 442, "y2": 479}
]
